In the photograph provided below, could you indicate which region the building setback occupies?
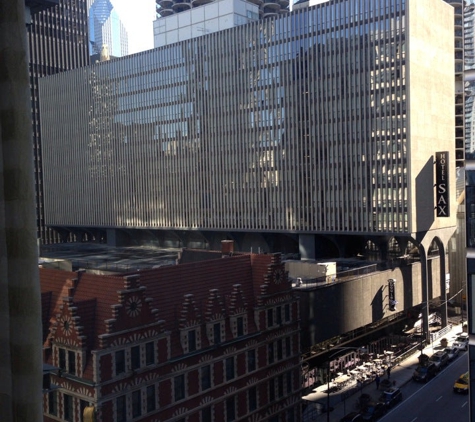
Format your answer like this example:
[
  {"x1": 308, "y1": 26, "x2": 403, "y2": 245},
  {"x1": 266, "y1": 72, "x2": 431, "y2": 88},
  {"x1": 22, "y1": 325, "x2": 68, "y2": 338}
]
[{"x1": 41, "y1": 249, "x2": 301, "y2": 421}]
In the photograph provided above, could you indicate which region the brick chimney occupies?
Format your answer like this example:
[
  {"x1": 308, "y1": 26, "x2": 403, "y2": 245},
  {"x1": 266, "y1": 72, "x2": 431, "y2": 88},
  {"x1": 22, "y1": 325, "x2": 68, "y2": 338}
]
[{"x1": 221, "y1": 240, "x2": 234, "y2": 256}]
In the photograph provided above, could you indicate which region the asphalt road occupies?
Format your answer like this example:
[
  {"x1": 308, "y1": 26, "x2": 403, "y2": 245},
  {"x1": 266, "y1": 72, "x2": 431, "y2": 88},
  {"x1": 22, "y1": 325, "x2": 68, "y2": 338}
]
[{"x1": 381, "y1": 352, "x2": 469, "y2": 422}]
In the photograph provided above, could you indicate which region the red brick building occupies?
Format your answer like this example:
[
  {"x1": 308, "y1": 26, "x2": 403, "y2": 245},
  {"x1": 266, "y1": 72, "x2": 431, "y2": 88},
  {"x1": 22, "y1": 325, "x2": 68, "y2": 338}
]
[{"x1": 41, "y1": 249, "x2": 302, "y2": 421}]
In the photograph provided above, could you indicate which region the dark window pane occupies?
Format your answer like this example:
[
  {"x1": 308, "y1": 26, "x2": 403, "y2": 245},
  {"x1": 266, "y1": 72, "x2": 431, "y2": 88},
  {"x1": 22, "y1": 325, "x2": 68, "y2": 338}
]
[
  {"x1": 146, "y1": 342, "x2": 155, "y2": 366},
  {"x1": 278, "y1": 374, "x2": 284, "y2": 398},
  {"x1": 286, "y1": 337, "x2": 291, "y2": 357},
  {"x1": 226, "y1": 397, "x2": 235, "y2": 422},
  {"x1": 147, "y1": 385, "x2": 156, "y2": 412},
  {"x1": 269, "y1": 378, "x2": 275, "y2": 402},
  {"x1": 267, "y1": 309, "x2": 273, "y2": 327},
  {"x1": 201, "y1": 406, "x2": 212, "y2": 421},
  {"x1": 80, "y1": 399, "x2": 88, "y2": 422},
  {"x1": 247, "y1": 349, "x2": 256, "y2": 372},
  {"x1": 64, "y1": 394, "x2": 73, "y2": 422},
  {"x1": 201, "y1": 365, "x2": 211, "y2": 390},
  {"x1": 132, "y1": 390, "x2": 141, "y2": 417},
  {"x1": 48, "y1": 391, "x2": 57, "y2": 416},
  {"x1": 214, "y1": 323, "x2": 221, "y2": 344},
  {"x1": 131, "y1": 345, "x2": 140, "y2": 370},
  {"x1": 68, "y1": 350, "x2": 76, "y2": 375},
  {"x1": 277, "y1": 339, "x2": 283, "y2": 360},
  {"x1": 174, "y1": 374, "x2": 185, "y2": 401},
  {"x1": 115, "y1": 350, "x2": 125, "y2": 375},
  {"x1": 59, "y1": 348, "x2": 66, "y2": 371},
  {"x1": 276, "y1": 306, "x2": 282, "y2": 325},
  {"x1": 188, "y1": 330, "x2": 196, "y2": 352},
  {"x1": 285, "y1": 304, "x2": 290, "y2": 321},
  {"x1": 237, "y1": 317, "x2": 244, "y2": 336},
  {"x1": 226, "y1": 357, "x2": 235, "y2": 381},
  {"x1": 248, "y1": 386, "x2": 257, "y2": 412},
  {"x1": 117, "y1": 395, "x2": 126, "y2": 422},
  {"x1": 268, "y1": 343, "x2": 274, "y2": 364}
]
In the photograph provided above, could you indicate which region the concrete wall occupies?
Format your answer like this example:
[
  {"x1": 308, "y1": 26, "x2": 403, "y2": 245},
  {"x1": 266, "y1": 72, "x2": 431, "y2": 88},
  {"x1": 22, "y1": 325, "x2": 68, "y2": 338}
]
[{"x1": 296, "y1": 258, "x2": 442, "y2": 349}]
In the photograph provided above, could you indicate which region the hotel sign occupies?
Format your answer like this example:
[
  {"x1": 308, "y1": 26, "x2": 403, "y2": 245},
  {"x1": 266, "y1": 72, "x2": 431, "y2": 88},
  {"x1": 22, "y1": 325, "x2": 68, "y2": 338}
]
[
  {"x1": 388, "y1": 279, "x2": 397, "y2": 311},
  {"x1": 435, "y1": 151, "x2": 449, "y2": 217}
]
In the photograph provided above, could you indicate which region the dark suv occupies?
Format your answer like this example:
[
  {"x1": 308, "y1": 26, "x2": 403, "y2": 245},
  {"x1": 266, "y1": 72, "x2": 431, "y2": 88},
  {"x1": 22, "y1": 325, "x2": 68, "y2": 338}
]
[
  {"x1": 429, "y1": 351, "x2": 449, "y2": 371},
  {"x1": 378, "y1": 387, "x2": 403, "y2": 408},
  {"x1": 412, "y1": 362, "x2": 438, "y2": 382}
]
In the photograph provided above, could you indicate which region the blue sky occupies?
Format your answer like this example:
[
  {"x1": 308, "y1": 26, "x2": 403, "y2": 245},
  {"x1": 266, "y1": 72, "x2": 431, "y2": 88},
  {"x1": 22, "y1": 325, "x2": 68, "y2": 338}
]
[{"x1": 111, "y1": 0, "x2": 156, "y2": 54}]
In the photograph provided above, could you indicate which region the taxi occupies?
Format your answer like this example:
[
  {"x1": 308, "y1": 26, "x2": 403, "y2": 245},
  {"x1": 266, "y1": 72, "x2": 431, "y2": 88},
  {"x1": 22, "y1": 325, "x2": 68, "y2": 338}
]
[{"x1": 453, "y1": 372, "x2": 469, "y2": 394}]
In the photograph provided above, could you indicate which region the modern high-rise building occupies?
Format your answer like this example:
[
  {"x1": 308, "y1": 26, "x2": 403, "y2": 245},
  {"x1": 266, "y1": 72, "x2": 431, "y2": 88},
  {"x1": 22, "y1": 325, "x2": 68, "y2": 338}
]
[
  {"x1": 27, "y1": 0, "x2": 90, "y2": 244},
  {"x1": 155, "y1": 0, "x2": 288, "y2": 20},
  {"x1": 88, "y1": 0, "x2": 128, "y2": 59},
  {"x1": 39, "y1": 0, "x2": 457, "y2": 262}
]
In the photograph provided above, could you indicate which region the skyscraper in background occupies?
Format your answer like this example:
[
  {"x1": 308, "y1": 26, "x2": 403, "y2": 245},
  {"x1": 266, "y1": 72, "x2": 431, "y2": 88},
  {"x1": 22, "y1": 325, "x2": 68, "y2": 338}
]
[
  {"x1": 27, "y1": 0, "x2": 90, "y2": 244},
  {"x1": 88, "y1": 0, "x2": 128, "y2": 60}
]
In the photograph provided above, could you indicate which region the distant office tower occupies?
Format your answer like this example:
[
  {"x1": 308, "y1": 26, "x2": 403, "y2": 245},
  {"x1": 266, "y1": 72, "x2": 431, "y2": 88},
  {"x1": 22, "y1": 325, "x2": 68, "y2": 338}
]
[
  {"x1": 155, "y1": 0, "x2": 288, "y2": 20},
  {"x1": 88, "y1": 0, "x2": 128, "y2": 59},
  {"x1": 39, "y1": 0, "x2": 456, "y2": 259},
  {"x1": 27, "y1": 0, "x2": 90, "y2": 244}
]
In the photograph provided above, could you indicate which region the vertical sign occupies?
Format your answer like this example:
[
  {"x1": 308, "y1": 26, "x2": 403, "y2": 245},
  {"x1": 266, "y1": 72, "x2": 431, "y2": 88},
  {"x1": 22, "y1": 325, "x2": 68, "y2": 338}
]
[
  {"x1": 388, "y1": 279, "x2": 396, "y2": 311},
  {"x1": 436, "y1": 152, "x2": 449, "y2": 217}
]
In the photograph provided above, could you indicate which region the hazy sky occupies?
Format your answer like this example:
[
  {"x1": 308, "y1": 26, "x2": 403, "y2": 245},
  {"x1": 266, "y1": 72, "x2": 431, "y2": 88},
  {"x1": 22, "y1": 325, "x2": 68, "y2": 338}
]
[{"x1": 111, "y1": 0, "x2": 156, "y2": 54}]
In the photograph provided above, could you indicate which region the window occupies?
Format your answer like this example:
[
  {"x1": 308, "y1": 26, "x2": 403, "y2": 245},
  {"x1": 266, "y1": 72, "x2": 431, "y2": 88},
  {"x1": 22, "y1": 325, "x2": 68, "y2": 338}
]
[
  {"x1": 277, "y1": 339, "x2": 283, "y2": 361},
  {"x1": 247, "y1": 349, "x2": 256, "y2": 372},
  {"x1": 201, "y1": 406, "x2": 212, "y2": 421},
  {"x1": 131, "y1": 345, "x2": 140, "y2": 370},
  {"x1": 278, "y1": 374, "x2": 284, "y2": 398},
  {"x1": 115, "y1": 350, "x2": 125, "y2": 375},
  {"x1": 237, "y1": 316, "x2": 244, "y2": 337},
  {"x1": 59, "y1": 348, "x2": 66, "y2": 371},
  {"x1": 63, "y1": 394, "x2": 73, "y2": 422},
  {"x1": 269, "y1": 378, "x2": 275, "y2": 402},
  {"x1": 188, "y1": 330, "x2": 196, "y2": 352},
  {"x1": 146, "y1": 385, "x2": 156, "y2": 412},
  {"x1": 201, "y1": 365, "x2": 211, "y2": 390},
  {"x1": 286, "y1": 337, "x2": 291, "y2": 357},
  {"x1": 117, "y1": 395, "x2": 126, "y2": 422},
  {"x1": 268, "y1": 343, "x2": 274, "y2": 364},
  {"x1": 132, "y1": 390, "x2": 141, "y2": 418},
  {"x1": 276, "y1": 306, "x2": 282, "y2": 325},
  {"x1": 48, "y1": 391, "x2": 57, "y2": 416},
  {"x1": 80, "y1": 400, "x2": 88, "y2": 422},
  {"x1": 286, "y1": 372, "x2": 292, "y2": 393},
  {"x1": 213, "y1": 322, "x2": 221, "y2": 344},
  {"x1": 248, "y1": 386, "x2": 257, "y2": 412},
  {"x1": 226, "y1": 397, "x2": 235, "y2": 422},
  {"x1": 68, "y1": 350, "x2": 76, "y2": 375},
  {"x1": 286, "y1": 407, "x2": 295, "y2": 422},
  {"x1": 174, "y1": 374, "x2": 185, "y2": 401},
  {"x1": 226, "y1": 357, "x2": 235, "y2": 381},
  {"x1": 267, "y1": 308, "x2": 273, "y2": 327},
  {"x1": 145, "y1": 342, "x2": 155, "y2": 366},
  {"x1": 285, "y1": 303, "x2": 290, "y2": 322}
]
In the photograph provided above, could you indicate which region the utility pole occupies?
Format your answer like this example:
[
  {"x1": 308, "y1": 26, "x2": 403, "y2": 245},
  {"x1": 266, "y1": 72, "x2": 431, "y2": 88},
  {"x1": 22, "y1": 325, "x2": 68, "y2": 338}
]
[{"x1": 0, "y1": 1, "x2": 43, "y2": 421}]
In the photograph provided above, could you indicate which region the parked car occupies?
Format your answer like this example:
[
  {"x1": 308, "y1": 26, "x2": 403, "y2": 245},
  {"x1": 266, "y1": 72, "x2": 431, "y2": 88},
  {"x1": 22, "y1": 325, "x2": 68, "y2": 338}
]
[
  {"x1": 444, "y1": 346, "x2": 459, "y2": 361},
  {"x1": 453, "y1": 333, "x2": 469, "y2": 351},
  {"x1": 360, "y1": 402, "x2": 387, "y2": 421},
  {"x1": 412, "y1": 362, "x2": 438, "y2": 382},
  {"x1": 453, "y1": 372, "x2": 469, "y2": 394},
  {"x1": 340, "y1": 412, "x2": 363, "y2": 422},
  {"x1": 378, "y1": 387, "x2": 403, "y2": 408},
  {"x1": 429, "y1": 350, "x2": 449, "y2": 370}
]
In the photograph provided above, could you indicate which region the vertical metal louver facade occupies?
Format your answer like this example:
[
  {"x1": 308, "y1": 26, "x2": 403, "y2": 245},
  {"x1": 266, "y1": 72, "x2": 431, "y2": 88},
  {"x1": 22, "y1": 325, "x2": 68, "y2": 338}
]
[
  {"x1": 28, "y1": 0, "x2": 90, "y2": 244},
  {"x1": 39, "y1": 0, "x2": 429, "y2": 236}
]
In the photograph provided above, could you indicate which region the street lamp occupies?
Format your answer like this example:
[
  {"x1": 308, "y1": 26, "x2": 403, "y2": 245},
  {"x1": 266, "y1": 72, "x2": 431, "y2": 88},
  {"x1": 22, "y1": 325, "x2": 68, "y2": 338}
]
[{"x1": 326, "y1": 347, "x2": 360, "y2": 422}]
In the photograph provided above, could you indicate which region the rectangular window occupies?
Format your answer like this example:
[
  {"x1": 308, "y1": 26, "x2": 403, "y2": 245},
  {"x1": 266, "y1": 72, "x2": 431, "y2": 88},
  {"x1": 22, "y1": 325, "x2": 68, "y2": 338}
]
[
  {"x1": 226, "y1": 397, "x2": 235, "y2": 422},
  {"x1": 267, "y1": 308, "x2": 273, "y2": 327},
  {"x1": 63, "y1": 394, "x2": 73, "y2": 422},
  {"x1": 201, "y1": 406, "x2": 212, "y2": 422},
  {"x1": 285, "y1": 303, "x2": 290, "y2": 321},
  {"x1": 213, "y1": 322, "x2": 221, "y2": 344},
  {"x1": 145, "y1": 342, "x2": 155, "y2": 366},
  {"x1": 278, "y1": 374, "x2": 284, "y2": 398},
  {"x1": 286, "y1": 407, "x2": 295, "y2": 422},
  {"x1": 276, "y1": 306, "x2": 282, "y2": 325},
  {"x1": 287, "y1": 372, "x2": 292, "y2": 393},
  {"x1": 277, "y1": 339, "x2": 283, "y2": 361},
  {"x1": 131, "y1": 345, "x2": 140, "y2": 370},
  {"x1": 188, "y1": 330, "x2": 196, "y2": 352},
  {"x1": 115, "y1": 350, "x2": 125, "y2": 375},
  {"x1": 226, "y1": 356, "x2": 235, "y2": 381},
  {"x1": 132, "y1": 390, "x2": 141, "y2": 418},
  {"x1": 248, "y1": 386, "x2": 257, "y2": 412},
  {"x1": 48, "y1": 391, "x2": 57, "y2": 416},
  {"x1": 59, "y1": 348, "x2": 66, "y2": 371},
  {"x1": 201, "y1": 365, "x2": 211, "y2": 390},
  {"x1": 237, "y1": 316, "x2": 244, "y2": 336},
  {"x1": 80, "y1": 400, "x2": 88, "y2": 422},
  {"x1": 68, "y1": 350, "x2": 76, "y2": 375},
  {"x1": 268, "y1": 343, "x2": 274, "y2": 364},
  {"x1": 269, "y1": 378, "x2": 275, "y2": 402},
  {"x1": 147, "y1": 385, "x2": 156, "y2": 412},
  {"x1": 174, "y1": 374, "x2": 185, "y2": 401},
  {"x1": 286, "y1": 337, "x2": 291, "y2": 357},
  {"x1": 247, "y1": 349, "x2": 256, "y2": 372},
  {"x1": 117, "y1": 395, "x2": 126, "y2": 422}
]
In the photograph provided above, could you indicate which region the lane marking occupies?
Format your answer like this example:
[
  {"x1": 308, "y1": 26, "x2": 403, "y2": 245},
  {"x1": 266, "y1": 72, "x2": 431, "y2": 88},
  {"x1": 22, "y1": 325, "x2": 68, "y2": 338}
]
[
  {"x1": 436, "y1": 396, "x2": 442, "y2": 401},
  {"x1": 410, "y1": 418, "x2": 418, "y2": 422},
  {"x1": 462, "y1": 401, "x2": 468, "y2": 407}
]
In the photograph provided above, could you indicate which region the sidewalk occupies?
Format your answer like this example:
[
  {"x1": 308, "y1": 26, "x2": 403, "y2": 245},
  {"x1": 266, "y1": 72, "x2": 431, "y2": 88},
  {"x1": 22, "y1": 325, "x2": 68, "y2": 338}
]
[{"x1": 302, "y1": 322, "x2": 465, "y2": 421}]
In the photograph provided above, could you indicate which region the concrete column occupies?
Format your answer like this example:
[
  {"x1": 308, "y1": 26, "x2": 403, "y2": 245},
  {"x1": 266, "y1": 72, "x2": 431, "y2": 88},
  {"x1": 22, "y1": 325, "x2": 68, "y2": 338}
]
[
  {"x1": 0, "y1": 1, "x2": 43, "y2": 421},
  {"x1": 299, "y1": 234, "x2": 315, "y2": 260}
]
